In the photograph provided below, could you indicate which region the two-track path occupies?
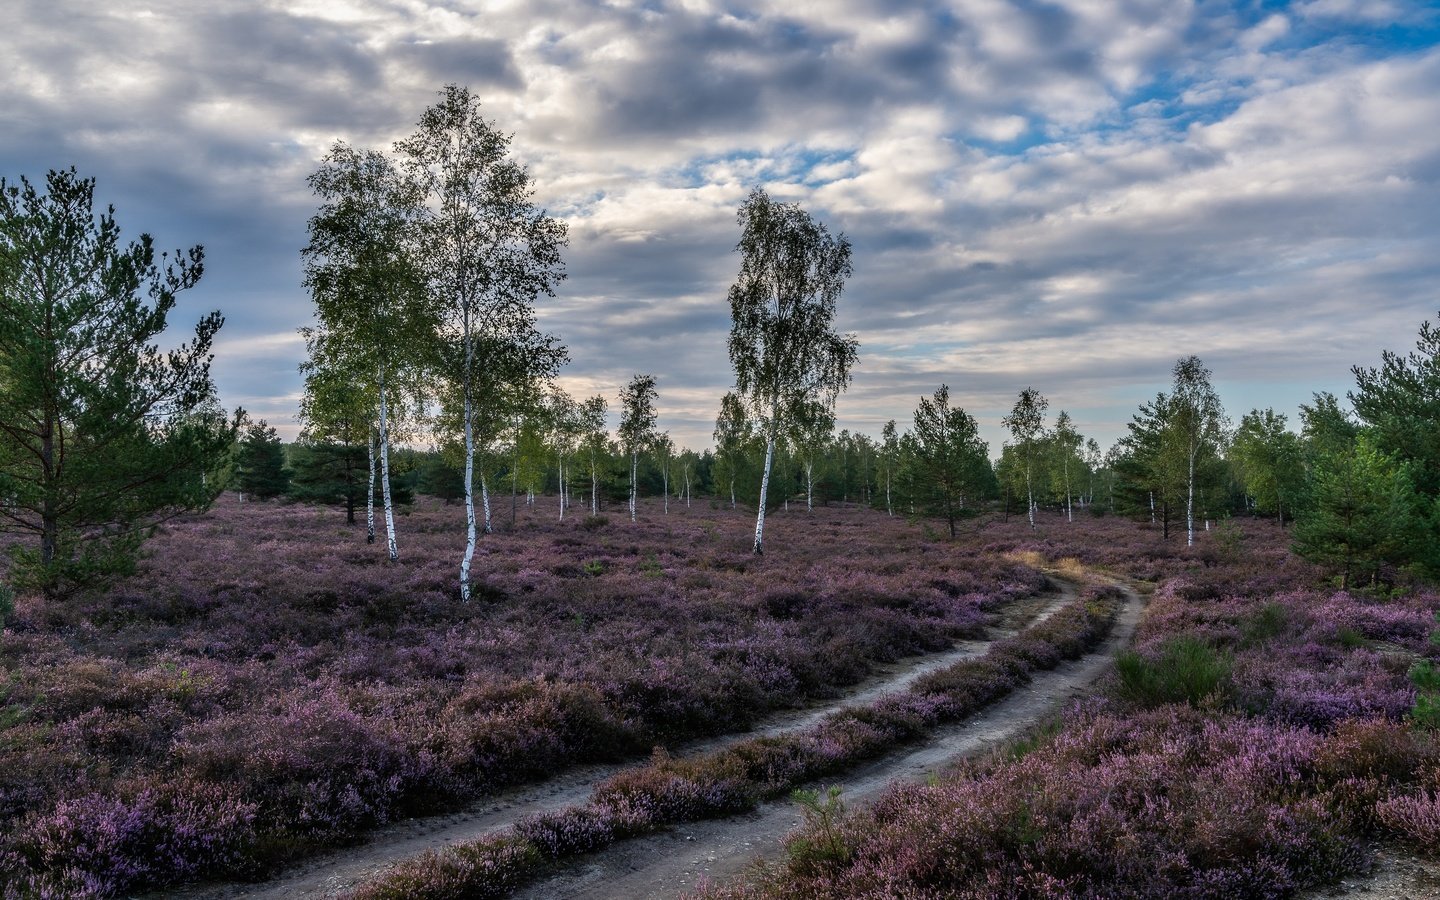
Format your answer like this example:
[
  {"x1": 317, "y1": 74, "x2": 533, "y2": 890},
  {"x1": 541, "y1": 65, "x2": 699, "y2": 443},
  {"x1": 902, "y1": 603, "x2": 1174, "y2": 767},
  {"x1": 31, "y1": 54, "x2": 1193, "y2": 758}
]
[
  {"x1": 162, "y1": 576, "x2": 1130, "y2": 900},
  {"x1": 515, "y1": 577, "x2": 1144, "y2": 899}
]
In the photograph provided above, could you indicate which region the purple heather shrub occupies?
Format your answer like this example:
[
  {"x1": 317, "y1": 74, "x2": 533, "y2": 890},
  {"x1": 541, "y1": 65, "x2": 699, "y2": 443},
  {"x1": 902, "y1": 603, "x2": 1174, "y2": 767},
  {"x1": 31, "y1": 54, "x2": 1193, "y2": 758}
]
[
  {"x1": 344, "y1": 836, "x2": 542, "y2": 900},
  {"x1": 699, "y1": 707, "x2": 1372, "y2": 900},
  {"x1": 1376, "y1": 789, "x2": 1440, "y2": 850},
  {"x1": 4, "y1": 779, "x2": 256, "y2": 898},
  {"x1": 5, "y1": 498, "x2": 1057, "y2": 892}
]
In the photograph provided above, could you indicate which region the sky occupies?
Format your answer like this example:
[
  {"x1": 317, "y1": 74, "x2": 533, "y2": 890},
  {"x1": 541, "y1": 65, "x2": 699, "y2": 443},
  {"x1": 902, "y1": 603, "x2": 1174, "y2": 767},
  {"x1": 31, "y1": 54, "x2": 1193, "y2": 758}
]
[{"x1": 4, "y1": 0, "x2": 1439, "y2": 454}]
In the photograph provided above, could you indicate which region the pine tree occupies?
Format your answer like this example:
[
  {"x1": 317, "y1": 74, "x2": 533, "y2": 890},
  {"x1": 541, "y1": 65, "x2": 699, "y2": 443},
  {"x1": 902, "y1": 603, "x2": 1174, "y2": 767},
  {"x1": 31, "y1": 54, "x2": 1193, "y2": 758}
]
[
  {"x1": 0, "y1": 169, "x2": 235, "y2": 598},
  {"x1": 234, "y1": 419, "x2": 290, "y2": 501}
]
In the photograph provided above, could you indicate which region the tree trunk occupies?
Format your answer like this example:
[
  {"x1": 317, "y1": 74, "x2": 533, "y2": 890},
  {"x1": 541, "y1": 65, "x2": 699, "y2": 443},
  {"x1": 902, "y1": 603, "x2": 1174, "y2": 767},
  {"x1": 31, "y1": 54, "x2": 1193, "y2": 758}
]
[
  {"x1": 366, "y1": 428, "x2": 377, "y2": 544},
  {"x1": 885, "y1": 470, "x2": 893, "y2": 516},
  {"x1": 663, "y1": 466, "x2": 669, "y2": 514},
  {"x1": 1149, "y1": 490, "x2": 1156, "y2": 525},
  {"x1": 558, "y1": 455, "x2": 565, "y2": 521},
  {"x1": 591, "y1": 456, "x2": 599, "y2": 516},
  {"x1": 460, "y1": 380, "x2": 477, "y2": 602},
  {"x1": 40, "y1": 414, "x2": 56, "y2": 575},
  {"x1": 1064, "y1": 459, "x2": 1072, "y2": 523},
  {"x1": 753, "y1": 435, "x2": 775, "y2": 554},
  {"x1": 730, "y1": 474, "x2": 736, "y2": 509},
  {"x1": 806, "y1": 461, "x2": 814, "y2": 512},
  {"x1": 378, "y1": 375, "x2": 397, "y2": 562},
  {"x1": 629, "y1": 450, "x2": 637, "y2": 521},
  {"x1": 480, "y1": 471, "x2": 492, "y2": 534},
  {"x1": 1186, "y1": 451, "x2": 1195, "y2": 547},
  {"x1": 1025, "y1": 461, "x2": 1035, "y2": 529}
]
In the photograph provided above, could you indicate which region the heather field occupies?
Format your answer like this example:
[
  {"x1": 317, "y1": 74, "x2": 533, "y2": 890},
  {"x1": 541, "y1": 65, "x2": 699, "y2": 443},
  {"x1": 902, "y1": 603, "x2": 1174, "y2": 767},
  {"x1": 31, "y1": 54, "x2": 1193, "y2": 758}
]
[
  {"x1": 693, "y1": 515, "x2": 1440, "y2": 899},
  {"x1": 0, "y1": 496, "x2": 1047, "y2": 897},
  {"x1": 5, "y1": 496, "x2": 1440, "y2": 899}
]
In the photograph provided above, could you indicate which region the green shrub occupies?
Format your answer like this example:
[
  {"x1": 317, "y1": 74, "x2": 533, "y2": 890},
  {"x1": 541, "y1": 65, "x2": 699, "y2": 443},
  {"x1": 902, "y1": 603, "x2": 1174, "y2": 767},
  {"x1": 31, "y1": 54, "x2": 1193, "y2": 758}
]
[
  {"x1": 1240, "y1": 602, "x2": 1289, "y2": 647},
  {"x1": 0, "y1": 581, "x2": 12, "y2": 627},
  {"x1": 786, "y1": 786, "x2": 850, "y2": 875},
  {"x1": 1115, "y1": 635, "x2": 1232, "y2": 708}
]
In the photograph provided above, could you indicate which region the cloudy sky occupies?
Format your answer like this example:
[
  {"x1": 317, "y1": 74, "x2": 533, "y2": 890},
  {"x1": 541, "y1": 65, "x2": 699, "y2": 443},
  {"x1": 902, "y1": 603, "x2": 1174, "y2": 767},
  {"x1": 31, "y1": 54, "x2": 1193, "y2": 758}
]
[{"x1": 5, "y1": 0, "x2": 1438, "y2": 452}]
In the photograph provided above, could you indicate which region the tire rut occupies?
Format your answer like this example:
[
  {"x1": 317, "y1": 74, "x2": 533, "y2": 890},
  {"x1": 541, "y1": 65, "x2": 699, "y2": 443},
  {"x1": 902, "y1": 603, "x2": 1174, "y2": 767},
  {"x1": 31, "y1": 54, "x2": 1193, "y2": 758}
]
[
  {"x1": 514, "y1": 577, "x2": 1143, "y2": 900},
  {"x1": 159, "y1": 581, "x2": 1078, "y2": 899}
]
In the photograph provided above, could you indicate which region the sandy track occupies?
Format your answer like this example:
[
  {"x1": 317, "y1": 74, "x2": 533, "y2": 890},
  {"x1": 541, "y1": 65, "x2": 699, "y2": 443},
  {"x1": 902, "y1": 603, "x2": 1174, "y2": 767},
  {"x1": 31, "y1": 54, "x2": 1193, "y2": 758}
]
[
  {"x1": 159, "y1": 581, "x2": 1077, "y2": 900},
  {"x1": 514, "y1": 578, "x2": 1143, "y2": 900}
]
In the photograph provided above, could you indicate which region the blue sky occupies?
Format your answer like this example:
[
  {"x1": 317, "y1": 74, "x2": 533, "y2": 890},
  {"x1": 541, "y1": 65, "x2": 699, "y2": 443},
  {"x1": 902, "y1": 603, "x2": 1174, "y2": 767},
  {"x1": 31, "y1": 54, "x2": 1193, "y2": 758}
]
[{"x1": 4, "y1": 0, "x2": 1439, "y2": 453}]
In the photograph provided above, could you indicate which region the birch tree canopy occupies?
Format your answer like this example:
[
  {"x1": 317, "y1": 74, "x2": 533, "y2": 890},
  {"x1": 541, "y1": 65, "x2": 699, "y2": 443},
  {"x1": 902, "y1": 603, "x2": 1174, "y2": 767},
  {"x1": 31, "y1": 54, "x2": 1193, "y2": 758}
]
[
  {"x1": 726, "y1": 188, "x2": 858, "y2": 554},
  {"x1": 397, "y1": 84, "x2": 568, "y2": 602}
]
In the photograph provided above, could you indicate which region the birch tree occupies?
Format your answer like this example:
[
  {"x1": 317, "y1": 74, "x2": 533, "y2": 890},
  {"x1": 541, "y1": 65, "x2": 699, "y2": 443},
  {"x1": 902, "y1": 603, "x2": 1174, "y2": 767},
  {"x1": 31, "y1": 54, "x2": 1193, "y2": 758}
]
[
  {"x1": 678, "y1": 448, "x2": 698, "y2": 507},
  {"x1": 653, "y1": 432, "x2": 675, "y2": 514},
  {"x1": 1082, "y1": 437, "x2": 1103, "y2": 508},
  {"x1": 547, "y1": 387, "x2": 581, "y2": 520},
  {"x1": 726, "y1": 189, "x2": 858, "y2": 554},
  {"x1": 880, "y1": 420, "x2": 899, "y2": 516},
  {"x1": 0, "y1": 168, "x2": 235, "y2": 598},
  {"x1": 1169, "y1": 356, "x2": 1227, "y2": 547},
  {"x1": 1002, "y1": 388, "x2": 1048, "y2": 529},
  {"x1": 618, "y1": 374, "x2": 658, "y2": 521},
  {"x1": 303, "y1": 143, "x2": 428, "y2": 564},
  {"x1": 789, "y1": 399, "x2": 834, "y2": 512},
  {"x1": 1051, "y1": 410, "x2": 1081, "y2": 523},
  {"x1": 579, "y1": 395, "x2": 608, "y2": 515},
  {"x1": 713, "y1": 391, "x2": 752, "y2": 509},
  {"x1": 397, "y1": 84, "x2": 567, "y2": 602}
]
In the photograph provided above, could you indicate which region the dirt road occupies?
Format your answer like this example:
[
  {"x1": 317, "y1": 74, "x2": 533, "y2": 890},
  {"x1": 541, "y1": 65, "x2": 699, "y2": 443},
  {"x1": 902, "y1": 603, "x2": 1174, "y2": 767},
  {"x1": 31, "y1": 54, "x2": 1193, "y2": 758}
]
[
  {"x1": 513, "y1": 578, "x2": 1144, "y2": 899},
  {"x1": 162, "y1": 581, "x2": 1080, "y2": 899}
]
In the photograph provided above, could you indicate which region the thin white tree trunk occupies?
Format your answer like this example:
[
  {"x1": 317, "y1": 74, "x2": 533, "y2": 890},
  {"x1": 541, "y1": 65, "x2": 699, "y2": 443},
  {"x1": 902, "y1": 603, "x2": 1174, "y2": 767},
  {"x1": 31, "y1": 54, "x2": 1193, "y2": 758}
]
[
  {"x1": 753, "y1": 435, "x2": 775, "y2": 553},
  {"x1": 663, "y1": 465, "x2": 669, "y2": 514},
  {"x1": 366, "y1": 428, "x2": 376, "y2": 544},
  {"x1": 806, "y1": 461, "x2": 814, "y2": 511},
  {"x1": 1064, "y1": 459, "x2": 1073, "y2": 523},
  {"x1": 591, "y1": 456, "x2": 599, "y2": 516},
  {"x1": 886, "y1": 470, "x2": 892, "y2": 516},
  {"x1": 1150, "y1": 491, "x2": 1156, "y2": 524},
  {"x1": 378, "y1": 374, "x2": 397, "y2": 563},
  {"x1": 460, "y1": 381, "x2": 477, "y2": 602},
  {"x1": 480, "y1": 471, "x2": 492, "y2": 534},
  {"x1": 558, "y1": 455, "x2": 565, "y2": 521},
  {"x1": 1187, "y1": 448, "x2": 1196, "y2": 547},
  {"x1": 730, "y1": 474, "x2": 736, "y2": 509},
  {"x1": 629, "y1": 450, "x2": 638, "y2": 521},
  {"x1": 1025, "y1": 462, "x2": 1035, "y2": 529}
]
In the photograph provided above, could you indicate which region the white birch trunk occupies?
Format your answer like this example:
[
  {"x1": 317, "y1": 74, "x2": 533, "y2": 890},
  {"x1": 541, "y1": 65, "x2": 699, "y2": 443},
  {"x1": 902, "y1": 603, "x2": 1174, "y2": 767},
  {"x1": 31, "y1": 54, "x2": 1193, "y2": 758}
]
[
  {"x1": 460, "y1": 383, "x2": 477, "y2": 603},
  {"x1": 558, "y1": 456, "x2": 565, "y2": 521},
  {"x1": 1025, "y1": 462, "x2": 1035, "y2": 529},
  {"x1": 886, "y1": 470, "x2": 892, "y2": 516},
  {"x1": 1064, "y1": 459, "x2": 1073, "y2": 523},
  {"x1": 806, "y1": 461, "x2": 814, "y2": 511},
  {"x1": 753, "y1": 435, "x2": 775, "y2": 553},
  {"x1": 591, "y1": 456, "x2": 599, "y2": 516},
  {"x1": 1187, "y1": 447, "x2": 1196, "y2": 547},
  {"x1": 378, "y1": 374, "x2": 398, "y2": 563},
  {"x1": 629, "y1": 450, "x2": 638, "y2": 521},
  {"x1": 730, "y1": 475, "x2": 736, "y2": 509},
  {"x1": 663, "y1": 466, "x2": 669, "y2": 514},
  {"x1": 480, "y1": 472, "x2": 492, "y2": 534},
  {"x1": 1150, "y1": 491, "x2": 1156, "y2": 524}
]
